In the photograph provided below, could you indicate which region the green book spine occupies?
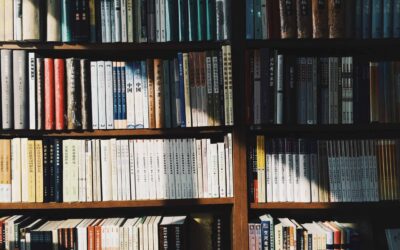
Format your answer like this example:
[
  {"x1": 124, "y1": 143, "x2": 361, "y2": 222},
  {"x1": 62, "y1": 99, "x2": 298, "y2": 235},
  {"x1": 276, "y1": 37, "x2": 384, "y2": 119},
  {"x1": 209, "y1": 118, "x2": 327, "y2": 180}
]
[
  {"x1": 197, "y1": 0, "x2": 204, "y2": 40},
  {"x1": 188, "y1": 0, "x2": 198, "y2": 41},
  {"x1": 205, "y1": 0, "x2": 215, "y2": 40},
  {"x1": 61, "y1": 0, "x2": 72, "y2": 42}
]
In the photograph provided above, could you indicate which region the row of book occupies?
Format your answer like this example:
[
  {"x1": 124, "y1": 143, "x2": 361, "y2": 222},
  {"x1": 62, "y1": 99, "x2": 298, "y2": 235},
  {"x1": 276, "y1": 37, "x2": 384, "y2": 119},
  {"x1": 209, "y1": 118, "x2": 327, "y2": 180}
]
[
  {"x1": 0, "y1": 0, "x2": 231, "y2": 43},
  {"x1": 247, "y1": 50, "x2": 400, "y2": 125},
  {"x1": 0, "y1": 134, "x2": 233, "y2": 203},
  {"x1": 246, "y1": 0, "x2": 400, "y2": 40},
  {"x1": 0, "y1": 213, "x2": 228, "y2": 250},
  {"x1": 249, "y1": 214, "x2": 362, "y2": 250},
  {"x1": 0, "y1": 47, "x2": 233, "y2": 131},
  {"x1": 249, "y1": 136, "x2": 400, "y2": 203}
]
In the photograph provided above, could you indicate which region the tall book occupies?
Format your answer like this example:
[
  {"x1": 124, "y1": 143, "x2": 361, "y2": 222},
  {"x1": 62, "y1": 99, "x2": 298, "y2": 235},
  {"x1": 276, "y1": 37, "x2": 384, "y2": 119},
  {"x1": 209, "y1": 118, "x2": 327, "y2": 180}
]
[
  {"x1": 54, "y1": 59, "x2": 65, "y2": 130},
  {"x1": 1, "y1": 50, "x2": 13, "y2": 129},
  {"x1": 312, "y1": 0, "x2": 328, "y2": 38},
  {"x1": 13, "y1": 50, "x2": 28, "y2": 130},
  {"x1": 66, "y1": 58, "x2": 81, "y2": 130},
  {"x1": 279, "y1": 0, "x2": 297, "y2": 38},
  {"x1": 296, "y1": 0, "x2": 312, "y2": 38},
  {"x1": 36, "y1": 57, "x2": 44, "y2": 130},
  {"x1": 44, "y1": 58, "x2": 55, "y2": 130},
  {"x1": 28, "y1": 53, "x2": 37, "y2": 130},
  {"x1": 61, "y1": 0, "x2": 72, "y2": 41},
  {"x1": 0, "y1": 0, "x2": 4, "y2": 41},
  {"x1": 46, "y1": 0, "x2": 61, "y2": 41},
  {"x1": 154, "y1": 59, "x2": 165, "y2": 128},
  {"x1": 4, "y1": 0, "x2": 13, "y2": 41},
  {"x1": 328, "y1": 0, "x2": 345, "y2": 38},
  {"x1": 80, "y1": 59, "x2": 91, "y2": 130},
  {"x1": 22, "y1": 0, "x2": 41, "y2": 40}
]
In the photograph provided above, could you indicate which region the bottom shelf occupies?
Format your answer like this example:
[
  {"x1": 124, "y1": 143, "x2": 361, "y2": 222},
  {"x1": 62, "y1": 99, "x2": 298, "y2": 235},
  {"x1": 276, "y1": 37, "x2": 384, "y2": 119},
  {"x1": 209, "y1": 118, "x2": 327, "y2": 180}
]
[{"x1": 0, "y1": 198, "x2": 234, "y2": 210}]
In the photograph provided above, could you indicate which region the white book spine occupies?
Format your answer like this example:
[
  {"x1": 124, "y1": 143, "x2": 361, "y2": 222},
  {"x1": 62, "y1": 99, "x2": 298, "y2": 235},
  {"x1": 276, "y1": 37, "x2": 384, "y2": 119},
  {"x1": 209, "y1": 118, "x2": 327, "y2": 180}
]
[
  {"x1": 86, "y1": 140, "x2": 93, "y2": 202},
  {"x1": 160, "y1": 0, "x2": 165, "y2": 42},
  {"x1": 79, "y1": 140, "x2": 87, "y2": 202},
  {"x1": 72, "y1": 140, "x2": 80, "y2": 202},
  {"x1": 100, "y1": 140, "x2": 112, "y2": 201},
  {"x1": 14, "y1": 0, "x2": 22, "y2": 40},
  {"x1": 121, "y1": 0, "x2": 127, "y2": 42},
  {"x1": 298, "y1": 148, "x2": 305, "y2": 202},
  {"x1": 148, "y1": 140, "x2": 157, "y2": 200},
  {"x1": 196, "y1": 139, "x2": 204, "y2": 198},
  {"x1": 272, "y1": 147, "x2": 278, "y2": 202},
  {"x1": 90, "y1": 62, "x2": 99, "y2": 129},
  {"x1": 110, "y1": 139, "x2": 118, "y2": 201},
  {"x1": 11, "y1": 138, "x2": 22, "y2": 202},
  {"x1": 96, "y1": 140, "x2": 102, "y2": 202},
  {"x1": 370, "y1": 140, "x2": 379, "y2": 201},
  {"x1": 97, "y1": 61, "x2": 107, "y2": 129},
  {"x1": 218, "y1": 142, "x2": 226, "y2": 198},
  {"x1": 266, "y1": 143, "x2": 274, "y2": 202},
  {"x1": 121, "y1": 140, "x2": 130, "y2": 200},
  {"x1": 156, "y1": 139, "x2": 164, "y2": 199},
  {"x1": 202, "y1": 139, "x2": 209, "y2": 198},
  {"x1": 174, "y1": 139, "x2": 183, "y2": 199},
  {"x1": 141, "y1": 140, "x2": 149, "y2": 199},
  {"x1": 141, "y1": 62, "x2": 149, "y2": 129},
  {"x1": 286, "y1": 143, "x2": 294, "y2": 202},
  {"x1": 183, "y1": 53, "x2": 192, "y2": 127},
  {"x1": 105, "y1": 61, "x2": 114, "y2": 129},
  {"x1": 129, "y1": 140, "x2": 136, "y2": 200},
  {"x1": 133, "y1": 62, "x2": 144, "y2": 128},
  {"x1": 159, "y1": 140, "x2": 168, "y2": 199},
  {"x1": 181, "y1": 139, "x2": 190, "y2": 198},
  {"x1": 278, "y1": 145, "x2": 286, "y2": 202},
  {"x1": 302, "y1": 150, "x2": 311, "y2": 203},
  {"x1": 211, "y1": 143, "x2": 219, "y2": 198},
  {"x1": 116, "y1": 140, "x2": 123, "y2": 200},
  {"x1": 190, "y1": 139, "x2": 198, "y2": 198},
  {"x1": 310, "y1": 147, "x2": 319, "y2": 202},
  {"x1": 28, "y1": 53, "x2": 36, "y2": 130},
  {"x1": 21, "y1": 138, "x2": 28, "y2": 202},
  {"x1": 166, "y1": 139, "x2": 175, "y2": 199},
  {"x1": 134, "y1": 140, "x2": 142, "y2": 199},
  {"x1": 126, "y1": 62, "x2": 135, "y2": 128},
  {"x1": 114, "y1": 0, "x2": 122, "y2": 42}
]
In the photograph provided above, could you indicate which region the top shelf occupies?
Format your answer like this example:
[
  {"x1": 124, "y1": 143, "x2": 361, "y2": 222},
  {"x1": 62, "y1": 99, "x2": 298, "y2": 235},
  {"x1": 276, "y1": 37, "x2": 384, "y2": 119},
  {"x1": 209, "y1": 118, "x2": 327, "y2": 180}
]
[
  {"x1": 247, "y1": 39, "x2": 400, "y2": 50},
  {"x1": 0, "y1": 41, "x2": 229, "y2": 51}
]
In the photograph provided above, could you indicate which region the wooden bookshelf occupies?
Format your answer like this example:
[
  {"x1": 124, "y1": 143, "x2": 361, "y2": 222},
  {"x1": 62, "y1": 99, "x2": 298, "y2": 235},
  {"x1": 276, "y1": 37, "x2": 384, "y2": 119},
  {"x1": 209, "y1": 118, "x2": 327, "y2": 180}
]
[
  {"x1": 250, "y1": 202, "x2": 400, "y2": 210},
  {"x1": 0, "y1": 127, "x2": 232, "y2": 138},
  {"x1": 0, "y1": 198, "x2": 234, "y2": 210}
]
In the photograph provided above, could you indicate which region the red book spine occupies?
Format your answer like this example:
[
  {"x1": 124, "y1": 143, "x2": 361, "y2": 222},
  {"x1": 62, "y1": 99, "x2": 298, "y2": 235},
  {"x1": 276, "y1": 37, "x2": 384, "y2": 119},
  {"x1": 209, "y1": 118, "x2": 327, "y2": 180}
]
[
  {"x1": 44, "y1": 58, "x2": 55, "y2": 130},
  {"x1": 87, "y1": 225, "x2": 95, "y2": 250},
  {"x1": 54, "y1": 59, "x2": 65, "y2": 130}
]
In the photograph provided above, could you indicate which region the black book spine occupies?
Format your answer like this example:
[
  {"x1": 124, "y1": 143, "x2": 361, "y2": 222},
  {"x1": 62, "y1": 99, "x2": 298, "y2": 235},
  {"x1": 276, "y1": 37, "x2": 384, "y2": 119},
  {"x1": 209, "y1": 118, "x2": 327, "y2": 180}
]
[
  {"x1": 80, "y1": 59, "x2": 91, "y2": 130},
  {"x1": 54, "y1": 139, "x2": 63, "y2": 202},
  {"x1": 260, "y1": 48, "x2": 270, "y2": 125},
  {"x1": 95, "y1": 0, "x2": 102, "y2": 42},
  {"x1": 268, "y1": 51, "x2": 276, "y2": 124},
  {"x1": 159, "y1": 225, "x2": 169, "y2": 249},
  {"x1": 140, "y1": 0, "x2": 148, "y2": 41},
  {"x1": 80, "y1": 0, "x2": 90, "y2": 41},
  {"x1": 49, "y1": 139, "x2": 55, "y2": 202},
  {"x1": 147, "y1": 0, "x2": 156, "y2": 42},
  {"x1": 284, "y1": 55, "x2": 296, "y2": 124}
]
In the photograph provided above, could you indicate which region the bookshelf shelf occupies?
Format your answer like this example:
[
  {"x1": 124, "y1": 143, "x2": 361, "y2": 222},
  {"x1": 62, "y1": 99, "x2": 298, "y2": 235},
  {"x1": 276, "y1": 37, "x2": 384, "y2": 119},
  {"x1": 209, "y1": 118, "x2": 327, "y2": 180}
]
[
  {"x1": 249, "y1": 124, "x2": 400, "y2": 136},
  {"x1": 0, "y1": 127, "x2": 232, "y2": 138},
  {"x1": 250, "y1": 202, "x2": 400, "y2": 210},
  {"x1": 247, "y1": 39, "x2": 400, "y2": 50},
  {"x1": 0, "y1": 41, "x2": 228, "y2": 51},
  {"x1": 0, "y1": 198, "x2": 234, "y2": 210}
]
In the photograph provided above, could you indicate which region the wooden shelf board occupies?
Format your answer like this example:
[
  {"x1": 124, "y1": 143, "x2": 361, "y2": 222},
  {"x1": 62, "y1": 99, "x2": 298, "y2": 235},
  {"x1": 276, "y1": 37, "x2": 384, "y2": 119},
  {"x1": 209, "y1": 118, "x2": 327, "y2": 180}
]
[
  {"x1": 0, "y1": 126, "x2": 232, "y2": 138},
  {"x1": 249, "y1": 124, "x2": 400, "y2": 134},
  {"x1": 250, "y1": 202, "x2": 400, "y2": 210},
  {"x1": 247, "y1": 38, "x2": 400, "y2": 49},
  {"x1": 0, "y1": 41, "x2": 228, "y2": 51},
  {"x1": 0, "y1": 198, "x2": 234, "y2": 210}
]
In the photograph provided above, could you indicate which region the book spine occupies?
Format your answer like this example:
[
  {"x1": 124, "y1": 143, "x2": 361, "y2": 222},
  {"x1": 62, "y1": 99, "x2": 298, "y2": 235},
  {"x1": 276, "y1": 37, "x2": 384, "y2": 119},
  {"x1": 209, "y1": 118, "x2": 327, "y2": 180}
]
[
  {"x1": 141, "y1": 61, "x2": 149, "y2": 128},
  {"x1": 355, "y1": 0, "x2": 362, "y2": 38},
  {"x1": 105, "y1": 61, "x2": 114, "y2": 129},
  {"x1": 121, "y1": 62, "x2": 128, "y2": 128},
  {"x1": 80, "y1": 59, "x2": 91, "y2": 130},
  {"x1": 22, "y1": 0, "x2": 41, "y2": 40},
  {"x1": 279, "y1": 0, "x2": 297, "y2": 38},
  {"x1": 14, "y1": 0, "x2": 22, "y2": 40},
  {"x1": 61, "y1": 0, "x2": 72, "y2": 41},
  {"x1": 147, "y1": 59, "x2": 156, "y2": 128},
  {"x1": 1, "y1": 50, "x2": 13, "y2": 129},
  {"x1": 66, "y1": 58, "x2": 81, "y2": 130},
  {"x1": 383, "y1": 0, "x2": 393, "y2": 38},
  {"x1": 133, "y1": 61, "x2": 144, "y2": 128},
  {"x1": 178, "y1": 0, "x2": 188, "y2": 41},
  {"x1": 114, "y1": 0, "x2": 122, "y2": 42},
  {"x1": 28, "y1": 53, "x2": 37, "y2": 130},
  {"x1": 0, "y1": 1, "x2": 4, "y2": 41},
  {"x1": 53, "y1": 139, "x2": 63, "y2": 202},
  {"x1": 127, "y1": 0, "x2": 134, "y2": 42},
  {"x1": 328, "y1": 0, "x2": 345, "y2": 38},
  {"x1": 4, "y1": 0, "x2": 13, "y2": 41},
  {"x1": 297, "y1": 0, "x2": 312, "y2": 38},
  {"x1": 13, "y1": 50, "x2": 28, "y2": 129},
  {"x1": 372, "y1": 0, "x2": 383, "y2": 38},
  {"x1": 394, "y1": 0, "x2": 400, "y2": 37},
  {"x1": 90, "y1": 62, "x2": 99, "y2": 129},
  {"x1": 147, "y1": 0, "x2": 156, "y2": 42},
  {"x1": 140, "y1": 0, "x2": 148, "y2": 42},
  {"x1": 163, "y1": 60, "x2": 172, "y2": 128},
  {"x1": 125, "y1": 63, "x2": 135, "y2": 128},
  {"x1": 362, "y1": 0, "x2": 371, "y2": 38},
  {"x1": 121, "y1": 0, "x2": 127, "y2": 42},
  {"x1": 154, "y1": 59, "x2": 164, "y2": 128},
  {"x1": 89, "y1": 0, "x2": 97, "y2": 42},
  {"x1": 54, "y1": 59, "x2": 66, "y2": 130}
]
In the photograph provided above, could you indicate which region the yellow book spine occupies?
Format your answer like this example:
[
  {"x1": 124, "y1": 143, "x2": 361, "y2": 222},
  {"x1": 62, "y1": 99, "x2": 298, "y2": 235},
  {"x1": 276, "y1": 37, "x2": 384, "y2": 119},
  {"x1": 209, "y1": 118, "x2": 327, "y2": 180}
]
[
  {"x1": 27, "y1": 140, "x2": 36, "y2": 202},
  {"x1": 35, "y1": 140, "x2": 43, "y2": 202}
]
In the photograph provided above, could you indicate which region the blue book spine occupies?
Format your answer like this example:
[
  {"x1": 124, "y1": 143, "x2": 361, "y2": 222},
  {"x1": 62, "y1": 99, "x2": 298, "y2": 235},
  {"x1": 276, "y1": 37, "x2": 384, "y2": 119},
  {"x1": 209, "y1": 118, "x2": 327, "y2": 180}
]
[
  {"x1": 246, "y1": 0, "x2": 254, "y2": 39},
  {"x1": 206, "y1": 0, "x2": 216, "y2": 40},
  {"x1": 254, "y1": 0, "x2": 262, "y2": 39},
  {"x1": 117, "y1": 64, "x2": 123, "y2": 122},
  {"x1": 383, "y1": 0, "x2": 393, "y2": 38},
  {"x1": 61, "y1": 0, "x2": 72, "y2": 42},
  {"x1": 170, "y1": 59, "x2": 178, "y2": 128},
  {"x1": 112, "y1": 63, "x2": 118, "y2": 124},
  {"x1": 362, "y1": 0, "x2": 371, "y2": 38},
  {"x1": 178, "y1": 53, "x2": 186, "y2": 127},
  {"x1": 372, "y1": 0, "x2": 382, "y2": 38},
  {"x1": 394, "y1": 0, "x2": 400, "y2": 37},
  {"x1": 121, "y1": 64, "x2": 127, "y2": 125},
  {"x1": 126, "y1": 63, "x2": 135, "y2": 128},
  {"x1": 163, "y1": 60, "x2": 172, "y2": 128},
  {"x1": 355, "y1": 0, "x2": 363, "y2": 38},
  {"x1": 141, "y1": 61, "x2": 148, "y2": 128},
  {"x1": 260, "y1": 220, "x2": 270, "y2": 250}
]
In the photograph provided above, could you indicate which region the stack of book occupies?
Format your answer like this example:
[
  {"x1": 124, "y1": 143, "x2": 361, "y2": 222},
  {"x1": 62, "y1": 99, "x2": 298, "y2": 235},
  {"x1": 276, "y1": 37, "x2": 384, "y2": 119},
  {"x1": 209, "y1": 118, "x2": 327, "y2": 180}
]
[
  {"x1": 248, "y1": 214, "x2": 363, "y2": 250},
  {"x1": 0, "y1": 134, "x2": 233, "y2": 203},
  {"x1": 246, "y1": 0, "x2": 400, "y2": 39},
  {"x1": 0, "y1": 46, "x2": 233, "y2": 130},
  {"x1": 0, "y1": 214, "x2": 228, "y2": 250},
  {"x1": 247, "y1": 50, "x2": 400, "y2": 125},
  {"x1": 249, "y1": 136, "x2": 400, "y2": 203},
  {"x1": 0, "y1": 0, "x2": 231, "y2": 43}
]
